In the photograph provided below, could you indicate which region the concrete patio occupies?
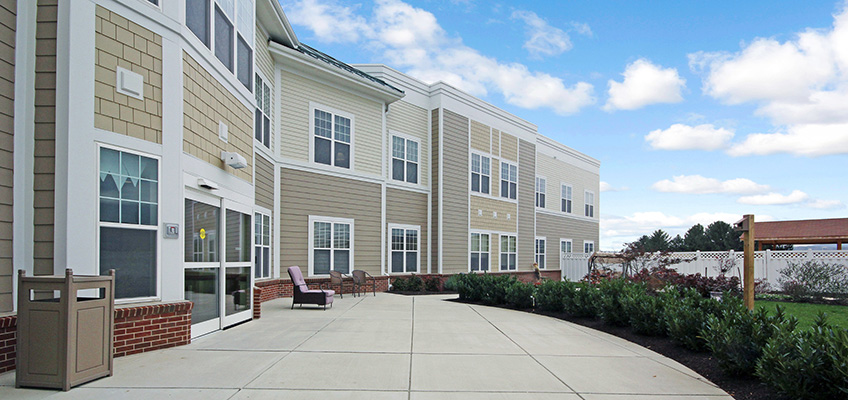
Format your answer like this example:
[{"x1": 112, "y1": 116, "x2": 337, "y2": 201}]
[{"x1": 1, "y1": 293, "x2": 731, "y2": 399}]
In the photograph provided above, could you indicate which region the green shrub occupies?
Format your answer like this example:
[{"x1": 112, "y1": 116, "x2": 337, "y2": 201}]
[
  {"x1": 534, "y1": 280, "x2": 568, "y2": 312},
  {"x1": 756, "y1": 313, "x2": 848, "y2": 399},
  {"x1": 621, "y1": 284, "x2": 670, "y2": 336},
  {"x1": 563, "y1": 282, "x2": 600, "y2": 317},
  {"x1": 407, "y1": 275, "x2": 424, "y2": 291},
  {"x1": 444, "y1": 274, "x2": 461, "y2": 292},
  {"x1": 702, "y1": 300, "x2": 797, "y2": 376},
  {"x1": 597, "y1": 278, "x2": 630, "y2": 326},
  {"x1": 779, "y1": 260, "x2": 848, "y2": 299},
  {"x1": 665, "y1": 288, "x2": 723, "y2": 351},
  {"x1": 505, "y1": 281, "x2": 535, "y2": 309},
  {"x1": 425, "y1": 277, "x2": 441, "y2": 292},
  {"x1": 391, "y1": 277, "x2": 407, "y2": 291},
  {"x1": 482, "y1": 274, "x2": 516, "y2": 305}
]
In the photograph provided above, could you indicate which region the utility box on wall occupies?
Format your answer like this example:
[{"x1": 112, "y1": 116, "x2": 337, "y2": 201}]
[{"x1": 16, "y1": 269, "x2": 115, "y2": 391}]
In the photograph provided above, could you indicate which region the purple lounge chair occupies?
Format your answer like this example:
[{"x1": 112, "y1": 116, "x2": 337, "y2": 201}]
[{"x1": 288, "y1": 266, "x2": 334, "y2": 310}]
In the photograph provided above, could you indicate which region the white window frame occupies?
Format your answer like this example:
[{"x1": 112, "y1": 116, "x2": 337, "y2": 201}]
[
  {"x1": 96, "y1": 143, "x2": 161, "y2": 302},
  {"x1": 500, "y1": 161, "x2": 517, "y2": 200},
  {"x1": 142, "y1": 0, "x2": 162, "y2": 10},
  {"x1": 584, "y1": 241, "x2": 595, "y2": 254},
  {"x1": 535, "y1": 237, "x2": 546, "y2": 269},
  {"x1": 499, "y1": 234, "x2": 517, "y2": 271},
  {"x1": 308, "y1": 102, "x2": 356, "y2": 170},
  {"x1": 469, "y1": 232, "x2": 491, "y2": 272},
  {"x1": 536, "y1": 176, "x2": 546, "y2": 208},
  {"x1": 390, "y1": 132, "x2": 420, "y2": 185},
  {"x1": 388, "y1": 224, "x2": 420, "y2": 274},
  {"x1": 585, "y1": 190, "x2": 595, "y2": 218},
  {"x1": 254, "y1": 210, "x2": 272, "y2": 280},
  {"x1": 561, "y1": 183, "x2": 573, "y2": 214},
  {"x1": 254, "y1": 72, "x2": 272, "y2": 149},
  {"x1": 470, "y1": 152, "x2": 491, "y2": 195},
  {"x1": 307, "y1": 216, "x2": 354, "y2": 277},
  {"x1": 184, "y1": 0, "x2": 254, "y2": 89},
  {"x1": 560, "y1": 239, "x2": 573, "y2": 256}
]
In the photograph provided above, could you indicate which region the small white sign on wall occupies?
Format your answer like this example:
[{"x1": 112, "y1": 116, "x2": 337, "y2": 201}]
[
  {"x1": 219, "y1": 121, "x2": 228, "y2": 142},
  {"x1": 116, "y1": 66, "x2": 144, "y2": 100}
]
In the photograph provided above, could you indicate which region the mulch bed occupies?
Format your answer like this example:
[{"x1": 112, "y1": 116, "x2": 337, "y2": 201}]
[
  {"x1": 388, "y1": 290, "x2": 458, "y2": 296},
  {"x1": 452, "y1": 298, "x2": 789, "y2": 400}
]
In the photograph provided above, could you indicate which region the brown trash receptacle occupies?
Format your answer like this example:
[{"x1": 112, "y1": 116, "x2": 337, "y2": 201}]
[{"x1": 16, "y1": 269, "x2": 115, "y2": 391}]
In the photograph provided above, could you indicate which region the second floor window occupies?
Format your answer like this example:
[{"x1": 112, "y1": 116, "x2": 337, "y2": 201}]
[
  {"x1": 186, "y1": 0, "x2": 254, "y2": 90},
  {"x1": 585, "y1": 191, "x2": 595, "y2": 218},
  {"x1": 392, "y1": 136, "x2": 419, "y2": 184},
  {"x1": 561, "y1": 184, "x2": 572, "y2": 213},
  {"x1": 500, "y1": 162, "x2": 517, "y2": 200},
  {"x1": 471, "y1": 153, "x2": 490, "y2": 194},
  {"x1": 535, "y1": 177, "x2": 546, "y2": 208},
  {"x1": 254, "y1": 74, "x2": 271, "y2": 148},
  {"x1": 313, "y1": 109, "x2": 352, "y2": 169}
]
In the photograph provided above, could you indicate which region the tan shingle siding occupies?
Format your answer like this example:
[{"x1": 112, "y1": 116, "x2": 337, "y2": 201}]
[
  {"x1": 0, "y1": 0, "x2": 12, "y2": 311},
  {"x1": 517, "y1": 140, "x2": 535, "y2": 270},
  {"x1": 254, "y1": 154, "x2": 274, "y2": 210},
  {"x1": 386, "y1": 188, "x2": 428, "y2": 272},
  {"x1": 440, "y1": 109, "x2": 469, "y2": 274},
  {"x1": 182, "y1": 52, "x2": 253, "y2": 182},
  {"x1": 279, "y1": 168, "x2": 382, "y2": 277},
  {"x1": 33, "y1": 0, "x2": 56, "y2": 276}
]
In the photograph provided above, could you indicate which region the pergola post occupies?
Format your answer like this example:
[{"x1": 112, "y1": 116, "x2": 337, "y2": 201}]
[{"x1": 734, "y1": 215, "x2": 755, "y2": 311}]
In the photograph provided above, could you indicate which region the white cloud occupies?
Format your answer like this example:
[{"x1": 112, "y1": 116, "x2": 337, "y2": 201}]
[
  {"x1": 726, "y1": 123, "x2": 848, "y2": 157},
  {"x1": 737, "y1": 190, "x2": 809, "y2": 205},
  {"x1": 600, "y1": 181, "x2": 628, "y2": 192},
  {"x1": 604, "y1": 59, "x2": 686, "y2": 111},
  {"x1": 645, "y1": 124, "x2": 734, "y2": 151},
  {"x1": 283, "y1": 0, "x2": 596, "y2": 115},
  {"x1": 652, "y1": 175, "x2": 770, "y2": 195},
  {"x1": 806, "y1": 199, "x2": 846, "y2": 209},
  {"x1": 689, "y1": 3, "x2": 848, "y2": 156},
  {"x1": 511, "y1": 10, "x2": 572, "y2": 57}
]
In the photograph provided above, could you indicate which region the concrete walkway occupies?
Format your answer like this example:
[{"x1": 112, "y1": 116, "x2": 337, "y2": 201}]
[{"x1": 1, "y1": 293, "x2": 731, "y2": 399}]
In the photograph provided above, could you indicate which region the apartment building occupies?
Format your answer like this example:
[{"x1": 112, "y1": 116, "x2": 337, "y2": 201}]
[{"x1": 0, "y1": 0, "x2": 598, "y2": 343}]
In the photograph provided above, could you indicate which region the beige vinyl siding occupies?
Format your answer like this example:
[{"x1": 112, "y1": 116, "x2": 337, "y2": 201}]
[
  {"x1": 470, "y1": 196, "x2": 516, "y2": 233},
  {"x1": 517, "y1": 139, "x2": 535, "y2": 270},
  {"x1": 430, "y1": 109, "x2": 439, "y2": 270},
  {"x1": 254, "y1": 23, "x2": 274, "y2": 152},
  {"x1": 254, "y1": 154, "x2": 274, "y2": 210},
  {"x1": 387, "y1": 100, "x2": 428, "y2": 187},
  {"x1": 0, "y1": 0, "x2": 14, "y2": 311},
  {"x1": 536, "y1": 213, "x2": 599, "y2": 269},
  {"x1": 386, "y1": 188, "x2": 428, "y2": 272},
  {"x1": 279, "y1": 69, "x2": 383, "y2": 176},
  {"x1": 440, "y1": 109, "x2": 469, "y2": 274},
  {"x1": 536, "y1": 152, "x2": 600, "y2": 216},
  {"x1": 500, "y1": 132, "x2": 518, "y2": 162},
  {"x1": 469, "y1": 119, "x2": 489, "y2": 153},
  {"x1": 33, "y1": 0, "x2": 57, "y2": 276},
  {"x1": 182, "y1": 52, "x2": 253, "y2": 182},
  {"x1": 491, "y1": 129, "x2": 500, "y2": 158},
  {"x1": 491, "y1": 233, "x2": 499, "y2": 272},
  {"x1": 279, "y1": 168, "x2": 382, "y2": 277},
  {"x1": 93, "y1": 6, "x2": 163, "y2": 143}
]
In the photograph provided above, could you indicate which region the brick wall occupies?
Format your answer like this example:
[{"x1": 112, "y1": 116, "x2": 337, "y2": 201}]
[{"x1": 0, "y1": 301, "x2": 193, "y2": 373}]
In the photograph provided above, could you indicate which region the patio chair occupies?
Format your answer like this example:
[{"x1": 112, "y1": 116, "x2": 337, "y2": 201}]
[
  {"x1": 287, "y1": 266, "x2": 334, "y2": 310},
  {"x1": 329, "y1": 270, "x2": 355, "y2": 298},
  {"x1": 352, "y1": 269, "x2": 376, "y2": 297}
]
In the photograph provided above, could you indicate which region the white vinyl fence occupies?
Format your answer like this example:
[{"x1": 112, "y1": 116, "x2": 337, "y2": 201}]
[{"x1": 561, "y1": 250, "x2": 848, "y2": 287}]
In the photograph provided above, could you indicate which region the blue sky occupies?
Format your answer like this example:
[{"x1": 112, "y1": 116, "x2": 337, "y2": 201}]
[{"x1": 279, "y1": 0, "x2": 848, "y2": 250}]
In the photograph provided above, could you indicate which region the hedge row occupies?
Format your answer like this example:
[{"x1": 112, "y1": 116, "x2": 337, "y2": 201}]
[{"x1": 452, "y1": 271, "x2": 848, "y2": 400}]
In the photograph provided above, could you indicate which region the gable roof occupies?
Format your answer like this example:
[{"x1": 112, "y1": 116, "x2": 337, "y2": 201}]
[{"x1": 755, "y1": 218, "x2": 848, "y2": 242}]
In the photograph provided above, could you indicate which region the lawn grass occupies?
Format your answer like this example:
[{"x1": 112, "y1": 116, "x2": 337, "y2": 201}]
[{"x1": 757, "y1": 300, "x2": 848, "y2": 330}]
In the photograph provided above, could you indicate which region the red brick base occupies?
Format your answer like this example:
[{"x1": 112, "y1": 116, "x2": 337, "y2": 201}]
[{"x1": 0, "y1": 300, "x2": 194, "y2": 373}]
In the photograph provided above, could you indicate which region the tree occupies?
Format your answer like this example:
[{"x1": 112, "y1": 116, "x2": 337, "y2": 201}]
[
  {"x1": 683, "y1": 224, "x2": 709, "y2": 251},
  {"x1": 705, "y1": 221, "x2": 743, "y2": 251},
  {"x1": 646, "y1": 229, "x2": 671, "y2": 252},
  {"x1": 669, "y1": 234, "x2": 684, "y2": 251}
]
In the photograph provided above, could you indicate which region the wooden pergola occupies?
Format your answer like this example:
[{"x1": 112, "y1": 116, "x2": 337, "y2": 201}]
[{"x1": 754, "y1": 217, "x2": 848, "y2": 250}]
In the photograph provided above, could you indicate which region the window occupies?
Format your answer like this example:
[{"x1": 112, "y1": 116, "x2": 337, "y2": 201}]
[
  {"x1": 585, "y1": 191, "x2": 595, "y2": 218},
  {"x1": 254, "y1": 74, "x2": 271, "y2": 148},
  {"x1": 391, "y1": 135, "x2": 419, "y2": 184},
  {"x1": 560, "y1": 239, "x2": 572, "y2": 255},
  {"x1": 584, "y1": 241, "x2": 595, "y2": 254},
  {"x1": 470, "y1": 233, "x2": 490, "y2": 271},
  {"x1": 236, "y1": 35, "x2": 252, "y2": 89},
  {"x1": 313, "y1": 108, "x2": 352, "y2": 169},
  {"x1": 186, "y1": 0, "x2": 210, "y2": 46},
  {"x1": 99, "y1": 147, "x2": 159, "y2": 299},
  {"x1": 535, "y1": 238, "x2": 546, "y2": 269},
  {"x1": 471, "y1": 153, "x2": 490, "y2": 194},
  {"x1": 309, "y1": 216, "x2": 353, "y2": 275},
  {"x1": 500, "y1": 235, "x2": 517, "y2": 271},
  {"x1": 500, "y1": 162, "x2": 517, "y2": 200},
  {"x1": 390, "y1": 225, "x2": 419, "y2": 273},
  {"x1": 254, "y1": 213, "x2": 271, "y2": 279},
  {"x1": 186, "y1": 0, "x2": 254, "y2": 89},
  {"x1": 213, "y1": 5, "x2": 233, "y2": 72},
  {"x1": 561, "y1": 184, "x2": 572, "y2": 213},
  {"x1": 536, "y1": 177, "x2": 546, "y2": 208},
  {"x1": 146, "y1": 0, "x2": 160, "y2": 6}
]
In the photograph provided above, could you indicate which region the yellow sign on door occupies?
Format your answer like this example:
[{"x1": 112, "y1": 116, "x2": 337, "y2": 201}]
[{"x1": 199, "y1": 228, "x2": 206, "y2": 240}]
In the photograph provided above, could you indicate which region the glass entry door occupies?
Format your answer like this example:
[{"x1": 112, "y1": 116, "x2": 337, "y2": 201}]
[{"x1": 184, "y1": 192, "x2": 253, "y2": 338}]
